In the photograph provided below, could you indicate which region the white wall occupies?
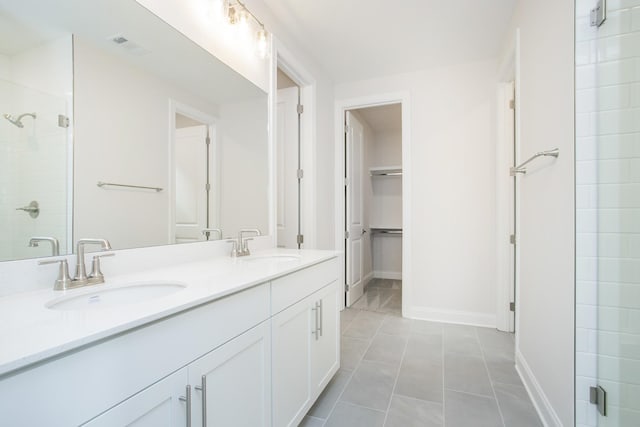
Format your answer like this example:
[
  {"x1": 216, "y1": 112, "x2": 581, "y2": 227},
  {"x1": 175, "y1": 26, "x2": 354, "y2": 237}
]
[
  {"x1": 575, "y1": 0, "x2": 640, "y2": 425},
  {"x1": 501, "y1": 0, "x2": 575, "y2": 425},
  {"x1": 336, "y1": 59, "x2": 498, "y2": 326}
]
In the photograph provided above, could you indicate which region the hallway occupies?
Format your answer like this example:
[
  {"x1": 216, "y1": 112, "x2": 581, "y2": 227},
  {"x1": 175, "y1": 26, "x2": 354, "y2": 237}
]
[{"x1": 302, "y1": 296, "x2": 541, "y2": 426}]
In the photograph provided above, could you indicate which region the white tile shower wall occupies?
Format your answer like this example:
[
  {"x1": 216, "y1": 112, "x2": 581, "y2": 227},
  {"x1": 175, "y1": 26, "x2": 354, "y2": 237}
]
[{"x1": 575, "y1": 0, "x2": 640, "y2": 425}]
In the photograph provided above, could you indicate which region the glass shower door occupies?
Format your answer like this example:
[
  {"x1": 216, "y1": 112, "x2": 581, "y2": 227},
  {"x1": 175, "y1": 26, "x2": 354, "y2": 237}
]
[{"x1": 575, "y1": 0, "x2": 640, "y2": 425}]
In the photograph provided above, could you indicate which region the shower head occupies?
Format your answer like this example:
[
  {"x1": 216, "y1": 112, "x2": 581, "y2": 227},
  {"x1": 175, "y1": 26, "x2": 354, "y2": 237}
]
[{"x1": 3, "y1": 112, "x2": 36, "y2": 128}]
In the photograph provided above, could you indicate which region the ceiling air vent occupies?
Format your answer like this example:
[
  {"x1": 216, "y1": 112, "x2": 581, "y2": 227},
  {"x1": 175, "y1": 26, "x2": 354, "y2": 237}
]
[{"x1": 107, "y1": 34, "x2": 151, "y2": 56}]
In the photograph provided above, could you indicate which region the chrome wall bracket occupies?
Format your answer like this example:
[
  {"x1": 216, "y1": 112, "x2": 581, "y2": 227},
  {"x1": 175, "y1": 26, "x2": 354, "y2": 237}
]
[{"x1": 591, "y1": 0, "x2": 606, "y2": 27}]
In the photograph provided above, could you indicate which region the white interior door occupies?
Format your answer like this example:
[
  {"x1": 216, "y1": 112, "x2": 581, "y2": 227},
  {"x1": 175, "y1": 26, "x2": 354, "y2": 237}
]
[
  {"x1": 174, "y1": 125, "x2": 209, "y2": 243},
  {"x1": 508, "y1": 81, "x2": 516, "y2": 332},
  {"x1": 345, "y1": 111, "x2": 364, "y2": 306},
  {"x1": 276, "y1": 86, "x2": 300, "y2": 248}
]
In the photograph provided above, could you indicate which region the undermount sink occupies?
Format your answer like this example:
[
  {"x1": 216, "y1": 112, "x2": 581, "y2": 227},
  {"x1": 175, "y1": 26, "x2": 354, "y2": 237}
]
[
  {"x1": 46, "y1": 282, "x2": 187, "y2": 311},
  {"x1": 244, "y1": 254, "x2": 302, "y2": 263}
]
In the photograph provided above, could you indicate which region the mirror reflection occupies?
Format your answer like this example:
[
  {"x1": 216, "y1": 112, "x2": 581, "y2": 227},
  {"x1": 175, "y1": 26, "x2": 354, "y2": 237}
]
[{"x1": 0, "y1": 0, "x2": 269, "y2": 262}]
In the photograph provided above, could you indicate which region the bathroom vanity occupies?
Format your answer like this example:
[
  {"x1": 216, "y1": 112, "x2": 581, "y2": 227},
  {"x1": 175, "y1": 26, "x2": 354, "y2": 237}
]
[{"x1": 0, "y1": 250, "x2": 339, "y2": 427}]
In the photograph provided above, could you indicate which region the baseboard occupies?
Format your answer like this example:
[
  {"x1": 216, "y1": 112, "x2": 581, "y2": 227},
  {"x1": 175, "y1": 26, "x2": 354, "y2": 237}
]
[
  {"x1": 406, "y1": 306, "x2": 496, "y2": 328},
  {"x1": 363, "y1": 271, "x2": 375, "y2": 287},
  {"x1": 515, "y1": 350, "x2": 563, "y2": 427},
  {"x1": 373, "y1": 270, "x2": 402, "y2": 280}
]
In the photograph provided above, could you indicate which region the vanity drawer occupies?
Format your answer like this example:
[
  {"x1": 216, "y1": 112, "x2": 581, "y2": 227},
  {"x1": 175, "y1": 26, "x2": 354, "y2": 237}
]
[{"x1": 271, "y1": 257, "x2": 338, "y2": 314}]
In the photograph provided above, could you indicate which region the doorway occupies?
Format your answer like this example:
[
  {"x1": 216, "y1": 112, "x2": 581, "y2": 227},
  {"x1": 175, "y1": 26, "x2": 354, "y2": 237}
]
[
  {"x1": 343, "y1": 104, "x2": 403, "y2": 315},
  {"x1": 170, "y1": 103, "x2": 218, "y2": 244}
]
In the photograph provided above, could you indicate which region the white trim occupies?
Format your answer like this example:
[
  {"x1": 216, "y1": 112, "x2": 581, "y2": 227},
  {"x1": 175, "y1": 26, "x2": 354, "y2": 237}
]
[
  {"x1": 275, "y1": 39, "x2": 317, "y2": 249},
  {"x1": 362, "y1": 271, "x2": 375, "y2": 287},
  {"x1": 495, "y1": 29, "x2": 521, "y2": 334},
  {"x1": 373, "y1": 271, "x2": 402, "y2": 280},
  {"x1": 406, "y1": 306, "x2": 496, "y2": 329},
  {"x1": 516, "y1": 350, "x2": 562, "y2": 427},
  {"x1": 334, "y1": 92, "x2": 411, "y2": 312},
  {"x1": 168, "y1": 100, "x2": 219, "y2": 244}
]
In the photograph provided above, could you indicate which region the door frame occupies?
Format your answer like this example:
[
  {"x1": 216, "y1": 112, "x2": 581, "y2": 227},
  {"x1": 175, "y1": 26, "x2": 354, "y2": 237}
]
[
  {"x1": 496, "y1": 29, "x2": 521, "y2": 333},
  {"x1": 334, "y1": 92, "x2": 411, "y2": 313},
  {"x1": 273, "y1": 40, "x2": 317, "y2": 249},
  {"x1": 168, "y1": 100, "x2": 218, "y2": 243}
]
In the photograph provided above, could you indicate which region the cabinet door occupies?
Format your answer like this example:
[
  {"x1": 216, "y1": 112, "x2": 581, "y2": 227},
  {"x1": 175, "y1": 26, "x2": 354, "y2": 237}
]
[
  {"x1": 188, "y1": 321, "x2": 271, "y2": 427},
  {"x1": 272, "y1": 296, "x2": 313, "y2": 427},
  {"x1": 82, "y1": 369, "x2": 188, "y2": 427},
  {"x1": 311, "y1": 281, "x2": 340, "y2": 395}
]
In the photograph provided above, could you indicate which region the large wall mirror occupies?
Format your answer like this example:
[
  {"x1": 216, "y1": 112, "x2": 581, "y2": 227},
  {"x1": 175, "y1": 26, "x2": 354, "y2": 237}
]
[{"x1": 0, "y1": 0, "x2": 269, "y2": 262}]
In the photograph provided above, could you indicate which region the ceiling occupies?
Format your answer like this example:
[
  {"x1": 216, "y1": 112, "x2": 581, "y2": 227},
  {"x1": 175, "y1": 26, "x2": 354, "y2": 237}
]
[
  {"x1": 261, "y1": 0, "x2": 517, "y2": 83},
  {"x1": 356, "y1": 103, "x2": 401, "y2": 133}
]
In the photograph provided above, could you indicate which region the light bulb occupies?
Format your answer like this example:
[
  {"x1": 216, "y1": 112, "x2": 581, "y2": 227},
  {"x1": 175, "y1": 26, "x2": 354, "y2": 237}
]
[{"x1": 257, "y1": 28, "x2": 268, "y2": 59}]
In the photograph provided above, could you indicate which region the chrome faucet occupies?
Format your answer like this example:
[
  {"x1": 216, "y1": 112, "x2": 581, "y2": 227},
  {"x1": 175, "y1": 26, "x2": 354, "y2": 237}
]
[
  {"x1": 202, "y1": 228, "x2": 223, "y2": 240},
  {"x1": 39, "y1": 238, "x2": 114, "y2": 290},
  {"x1": 237, "y1": 228, "x2": 261, "y2": 256},
  {"x1": 74, "y1": 239, "x2": 112, "y2": 285},
  {"x1": 29, "y1": 236, "x2": 60, "y2": 256}
]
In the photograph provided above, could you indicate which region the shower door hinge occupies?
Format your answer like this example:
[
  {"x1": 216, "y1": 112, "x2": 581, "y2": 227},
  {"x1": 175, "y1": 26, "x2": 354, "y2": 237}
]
[
  {"x1": 58, "y1": 115, "x2": 70, "y2": 128},
  {"x1": 509, "y1": 302, "x2": 515, "y2": 312},
  {"x1": 297, "y1": 169, "x2": 304, "y2": 180},
  {"x1": 591, "y1": 0, "x2": 606, "y2": 27},
  {"x1": 297, "y1": 234, "x2": 304, "y2": 245},
  {"x1": 297, "y1": 104, "x2": 304, "y2": 115},
  {"x1": 510, "y1": 234, "x2": 516, "y2": 245},
  {"x1": 590, "y1": 385, "x2": 607, "y2": 416}
]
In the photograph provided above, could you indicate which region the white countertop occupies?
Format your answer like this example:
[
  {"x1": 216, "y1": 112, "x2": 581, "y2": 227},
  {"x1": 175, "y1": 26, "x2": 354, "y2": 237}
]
[{"x1": 0, "y1": 249, "x2": 337, "y2": 376}]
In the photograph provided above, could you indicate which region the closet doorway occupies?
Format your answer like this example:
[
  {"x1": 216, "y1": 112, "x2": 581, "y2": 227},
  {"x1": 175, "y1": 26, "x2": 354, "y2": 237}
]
[{"x1": 344, "y1": 104, "x2": 403, "y2": 315}]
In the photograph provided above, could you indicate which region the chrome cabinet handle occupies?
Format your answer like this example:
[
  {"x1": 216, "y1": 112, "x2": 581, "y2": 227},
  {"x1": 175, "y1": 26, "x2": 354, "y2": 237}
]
[
  {"x1": 179, "y1": 385, "x2": 192, "y2": 427},
  {"x1": 319, "y1": 299, "x2": 323, "y2": 337},
  {"x1": 195, "y1": 375, "x2": 207, "y2": 426},
  {"x1": 311, "y1": 304, "x2": 319, "y2": 340}
]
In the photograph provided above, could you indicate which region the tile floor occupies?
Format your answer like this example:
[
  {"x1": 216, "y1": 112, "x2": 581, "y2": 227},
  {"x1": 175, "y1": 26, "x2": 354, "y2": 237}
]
[{"x1": 301, "y1": 280, "x2": 542, "y2": 427}]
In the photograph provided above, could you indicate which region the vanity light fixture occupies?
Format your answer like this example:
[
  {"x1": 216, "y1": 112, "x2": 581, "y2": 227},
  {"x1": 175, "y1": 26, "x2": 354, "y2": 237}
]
[{"x1": 223, "y1": 0, "x2": 269, "y2": 58}]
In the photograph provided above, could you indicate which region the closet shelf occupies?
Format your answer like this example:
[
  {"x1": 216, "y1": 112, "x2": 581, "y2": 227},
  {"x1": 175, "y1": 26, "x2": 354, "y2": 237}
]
[{"x1": 369, "y1": 166, "x2": 402, "y2": 177}]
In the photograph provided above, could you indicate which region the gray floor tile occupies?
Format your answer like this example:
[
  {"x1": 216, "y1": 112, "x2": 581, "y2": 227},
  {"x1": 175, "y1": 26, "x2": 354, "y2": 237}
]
[
  {"x1": 444, "y1": 333, "x2": 483, "y2": 356},
  {"x1": 477, "y1": 328, "x2": 515, "y2": 360},
  {"x1": 340, "y1": 360, "x2": 398, "y2": 411},
  {"x1": 343, "y1": 310, "x2": 386, "y2": 339},
  {"x1": 443, "y1": 323, "x2": 478, "y2": 337},
  {"x1": 299, "y1": 415, "x2": 325, "y2": 427},
  {"x1": 411, "y1": 319, "x2": 444, "y2": 335},
  {"x1": 406, "y1": 331, "x2": 443, "y2": 358},
  {"x1": 308, "y1": 369, "x2": 352, "y2": 419},
  {"x1": 384, "y1": 395, "x2": 443, "y2": 427},
  {"x1": 368, "y1": 278, "x2": 395, "y2": 289},
  {"x1": 494, "y1": 383, "x2": 543, "y2": 427},
  {"x1": 324, "y1": 402, "x2": 386, "y2": 427},
  {"x1": 363, "y1": 333, "x2": 408, "y2": 366},
  {"x1": 340, "y1": 309, "x2": 359, "y2": 333},
  {"x1": 379, "y1": 315, "x2": 413, "y2": 337},
  {"x1": 444, "y1": 353, "x2": 494, "y2": 397},
  {"x1": 395, "y1": 353, "x2": 443, "y2": 403},
  {"x1": 444, "y1": 390, "x2": 503, "y2": 427},
  {"x1": 484, "y1": 352, "x2": 522, "y2": 386},
  {"x1": 341, "y1": 336, "x2": 370, "y2": 370}
]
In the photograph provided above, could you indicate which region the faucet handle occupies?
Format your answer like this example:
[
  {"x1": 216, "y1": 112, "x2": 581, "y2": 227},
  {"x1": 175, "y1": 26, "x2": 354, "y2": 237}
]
[
  {"x1": 38, "y1": 258, "x2": 73, "y2": 291},
  {"x1": 88, "y1": 253, "x2": 115, "y2": 284},
  {"x1": 226, "y1": 239, "x2": 239, "y2": 257},
  {"x1": 241, "y1": 238, "x2": 255, "y2": 256}
]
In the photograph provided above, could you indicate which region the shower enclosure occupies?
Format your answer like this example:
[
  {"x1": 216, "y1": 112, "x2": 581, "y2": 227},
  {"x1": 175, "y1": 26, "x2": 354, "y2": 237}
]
[
  {"x1": 0, "y1": 78, "x2": 70, "y2": 261},
  {"x1": 575, "y1": 0, "x2": 640, "y2": 425}
]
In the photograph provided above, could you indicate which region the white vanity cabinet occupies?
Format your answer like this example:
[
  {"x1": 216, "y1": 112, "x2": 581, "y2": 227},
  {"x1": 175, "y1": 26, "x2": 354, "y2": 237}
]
[
  {"x1": 84, "y1": 321, "x2": 271, "y2": 427},
  {"x1": 271, "y1": 260, "x2": 340, "y2": 427}
]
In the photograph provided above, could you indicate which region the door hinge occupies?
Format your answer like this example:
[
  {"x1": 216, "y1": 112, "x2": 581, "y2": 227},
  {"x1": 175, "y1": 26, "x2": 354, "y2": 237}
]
[
  {"x1": 590, "y1": 385, "x2": 607, "y2": 416},
  {"x1": 510, "y1": 234, "x2": 516, "y2": 245},
  {"x1": 345, "y1": 230, "x2": 350, "y2": 239},
  {"x1": 509, "y1": 302, "x2": 515, "y2": 312},
  {"x1": 58, "y1": 114, "x2": 70, "y2": 128},
  {"x1": 297, "y1": 104, "x2": 304, "y2": 115},
  {"x1": 344, "y1": 177, "x2": 350, "y2": 186},
  {"x1": 205, "y1": 183, "x2": 211, "y2": 191},
  {"x1": 205, "y1": 135, "x2": 211, "y2": 145},
  {"x1": 509, "y1": 99, "x2": 515, "y2": 110},
  {"x1": 590, "y1": 0, "x2": 606, "y2": 27},
  {"x1": 345, "y1": 283, "x2": 350, "y2": 292},
  {"x1": 344, "y1": 124, "x2": 350, "y2": 134},
  {"x1": 297, "y1": 169, "x2": 304, "y2": 180},
  {"x1": 297, "y1": 234, "x2": 304, "y2": 245}
]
